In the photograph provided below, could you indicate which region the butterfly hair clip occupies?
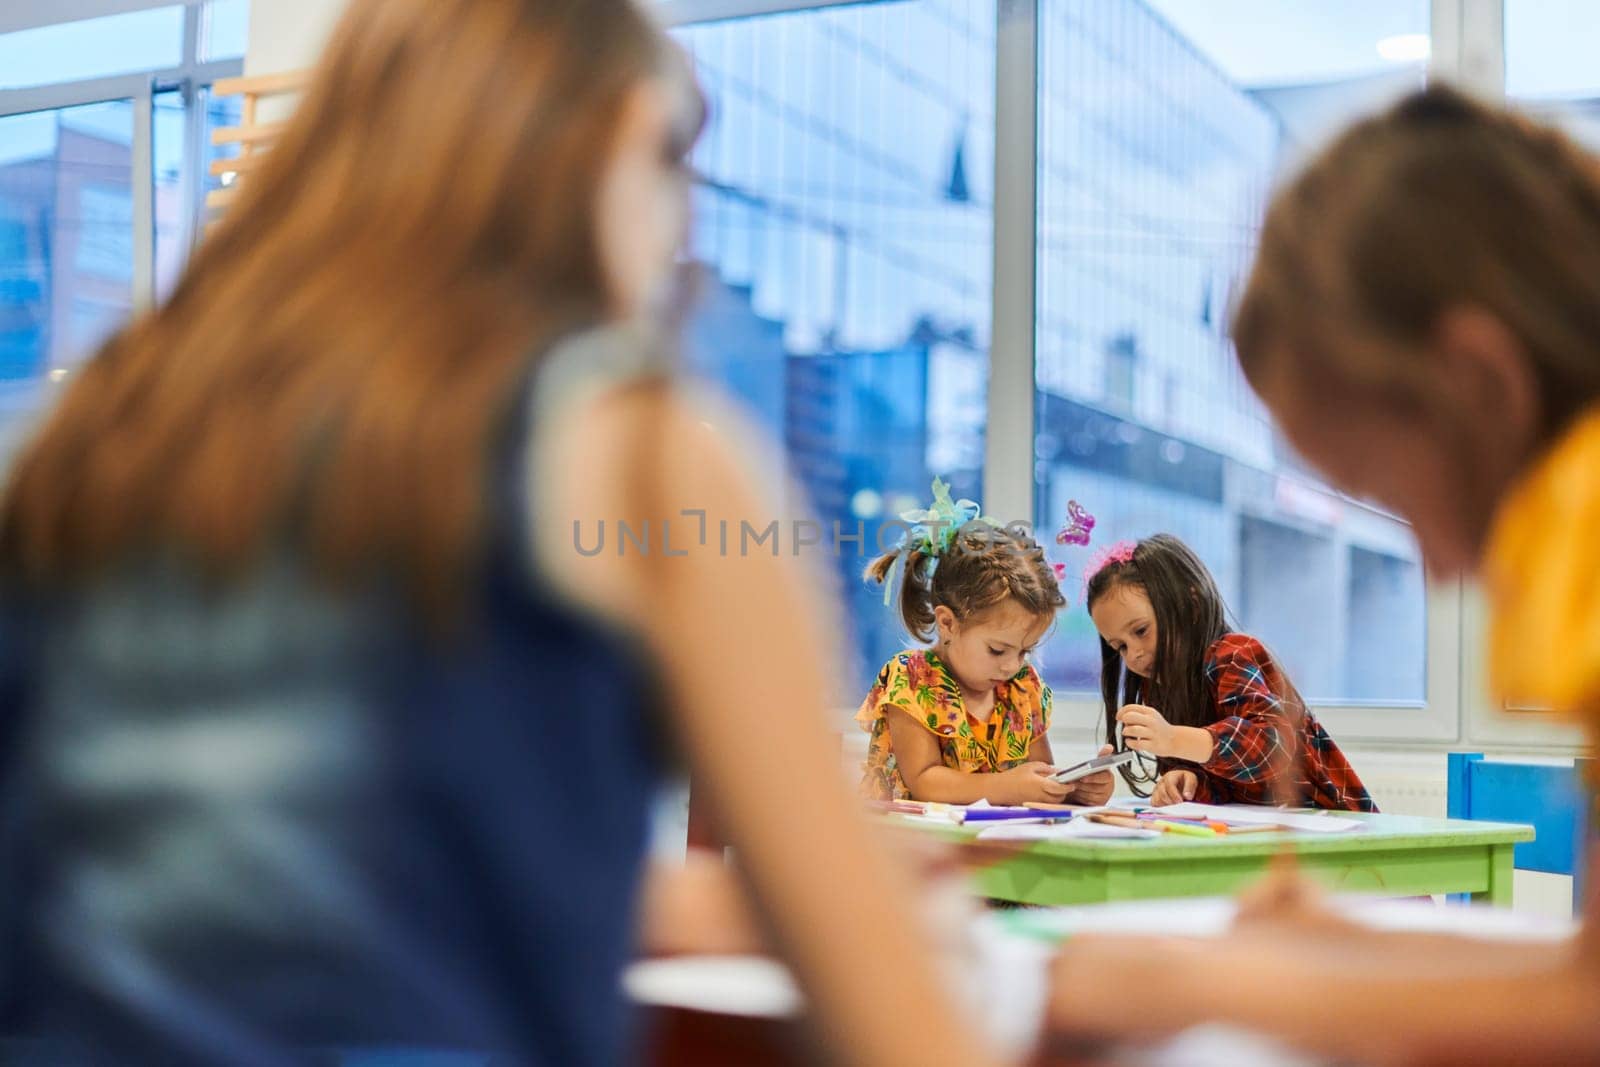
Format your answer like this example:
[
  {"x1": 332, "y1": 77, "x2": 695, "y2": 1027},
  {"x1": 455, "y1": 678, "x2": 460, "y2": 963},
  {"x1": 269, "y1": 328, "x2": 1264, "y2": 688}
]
[{"x1": 1056, "y1": 499, "x2": 1096, "y2": 547}]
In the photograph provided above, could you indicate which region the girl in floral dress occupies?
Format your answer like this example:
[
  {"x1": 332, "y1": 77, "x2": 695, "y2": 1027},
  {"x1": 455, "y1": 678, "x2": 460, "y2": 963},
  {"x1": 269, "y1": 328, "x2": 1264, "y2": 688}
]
[{"x1": 856, "y1": 480, "x2": 1115, "y2": 806}]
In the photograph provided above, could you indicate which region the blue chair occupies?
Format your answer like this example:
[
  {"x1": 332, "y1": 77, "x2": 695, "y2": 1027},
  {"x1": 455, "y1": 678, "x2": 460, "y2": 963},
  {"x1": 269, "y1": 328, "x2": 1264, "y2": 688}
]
[{"x1": 1446, "y1": 752, "x2": 1592, "y2": 909}]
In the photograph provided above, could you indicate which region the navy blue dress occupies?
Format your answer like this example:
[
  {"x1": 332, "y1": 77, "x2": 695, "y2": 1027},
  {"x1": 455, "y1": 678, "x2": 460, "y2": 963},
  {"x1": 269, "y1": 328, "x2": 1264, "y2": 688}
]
[{"x1": 0, "y1": 329, "x2": 667, "y2": 1065}]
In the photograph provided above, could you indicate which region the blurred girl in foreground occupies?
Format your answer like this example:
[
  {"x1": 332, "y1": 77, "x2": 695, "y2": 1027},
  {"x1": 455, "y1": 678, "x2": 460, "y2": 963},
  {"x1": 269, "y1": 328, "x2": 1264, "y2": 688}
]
[
  {"x1": 1050, "y1": 85, "x2": 1600, "y2": 1066},
  {"x1": 0, "y1": 2, "x2": 999, "y2": 1063}
]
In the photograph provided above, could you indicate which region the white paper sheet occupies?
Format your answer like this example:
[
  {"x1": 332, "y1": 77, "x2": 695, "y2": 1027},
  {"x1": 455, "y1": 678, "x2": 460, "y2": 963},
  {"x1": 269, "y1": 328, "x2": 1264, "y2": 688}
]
[
  {"x1": 622, "y1": 955, "x2": 801, "y2": 1017},
  {"x1": 1150, "y1": 802, "x2": 1362, "y2": 833},
  {"x1": 975, "y1": 819, "x2": 1161, "y2": 841}
]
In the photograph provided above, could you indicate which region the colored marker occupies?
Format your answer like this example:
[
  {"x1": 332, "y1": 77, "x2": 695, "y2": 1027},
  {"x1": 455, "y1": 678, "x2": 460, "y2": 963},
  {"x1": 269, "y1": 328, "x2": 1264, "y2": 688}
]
[
  {"x1": 961, "y1": 808, "x2": 1074, "y2": 822},
  {"x1": 1135, "y1": 813, "x2": 1212, "y2": 826}
]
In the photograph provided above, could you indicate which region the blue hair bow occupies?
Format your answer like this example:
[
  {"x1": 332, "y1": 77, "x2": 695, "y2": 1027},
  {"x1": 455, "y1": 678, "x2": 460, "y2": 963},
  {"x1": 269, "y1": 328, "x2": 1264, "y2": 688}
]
[{"x1": 882, "y1": 477, "x2": 1000, "y2": 606}]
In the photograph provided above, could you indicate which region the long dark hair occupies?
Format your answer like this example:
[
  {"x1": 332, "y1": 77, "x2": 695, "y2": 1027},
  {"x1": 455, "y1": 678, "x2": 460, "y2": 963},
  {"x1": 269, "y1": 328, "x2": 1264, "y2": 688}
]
[{"x1": 1085, "y1": 534, "x2": 1230, "y2": 793}]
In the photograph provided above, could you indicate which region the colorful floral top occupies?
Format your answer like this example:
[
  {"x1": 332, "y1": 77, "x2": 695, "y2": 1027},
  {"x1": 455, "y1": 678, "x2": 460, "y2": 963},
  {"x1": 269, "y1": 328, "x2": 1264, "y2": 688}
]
[
  {"x1": 1155, "y1": 633, "x2": 1376, "y2": 812},
  {"x1": 855, "y1": 648, "x2": 1051, "y2": 801}
]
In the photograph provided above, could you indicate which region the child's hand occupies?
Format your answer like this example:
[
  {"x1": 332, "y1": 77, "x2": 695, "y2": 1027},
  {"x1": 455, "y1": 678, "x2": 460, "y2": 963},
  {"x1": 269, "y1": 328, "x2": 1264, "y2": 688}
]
[
  {"x1": 994, "y1": 762, "x2": 1069, "y2": 805},
  {"x1": 641, "y1": 848, "x2": 768, "y2": 957},
  {"x1": 1234, "y1": 852, "x2": 1358, "y2": 937},
  {"x1": 1150, "y1": 768, "x2": 1198, "y2": 806},
  {"x1": 1060, "y1": 744, "x2": 1116, "y2": 806},
  {"x1": 1116, "y1": 703, "x2": 1176, "y2": 756}
]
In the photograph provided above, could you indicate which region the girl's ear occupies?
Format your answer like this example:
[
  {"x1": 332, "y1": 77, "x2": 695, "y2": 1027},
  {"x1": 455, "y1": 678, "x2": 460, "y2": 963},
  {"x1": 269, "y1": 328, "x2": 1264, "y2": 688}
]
[
  {"x1": 1430, "y1": 306, "x2": 1539, "y2": 463},
  {"x1": 932, "y1": 604, "x2": 957, "y2": 641}
]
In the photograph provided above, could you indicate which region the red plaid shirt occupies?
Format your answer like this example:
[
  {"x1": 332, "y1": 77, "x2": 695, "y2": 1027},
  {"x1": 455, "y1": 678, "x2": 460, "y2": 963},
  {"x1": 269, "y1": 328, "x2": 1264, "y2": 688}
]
[{"x1": 1157, "y1": 633, "x2": 1376, "y2": 812}]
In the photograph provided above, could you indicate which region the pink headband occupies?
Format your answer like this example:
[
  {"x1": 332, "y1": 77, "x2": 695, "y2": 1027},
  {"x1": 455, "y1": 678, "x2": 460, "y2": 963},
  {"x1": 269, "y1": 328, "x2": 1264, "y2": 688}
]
[{"x1": 1083, "y1": 540, "x2": 1137, "y2": 584}]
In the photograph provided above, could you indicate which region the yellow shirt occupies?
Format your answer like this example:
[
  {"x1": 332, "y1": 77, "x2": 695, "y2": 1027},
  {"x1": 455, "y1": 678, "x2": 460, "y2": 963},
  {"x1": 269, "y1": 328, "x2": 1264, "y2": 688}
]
[
  {"x1": 1484, "y1": 406, "x2": 1600, "y2": 725},
  {"x1": 854, "y1": 648, "x2": 1051, "y2": 802}
]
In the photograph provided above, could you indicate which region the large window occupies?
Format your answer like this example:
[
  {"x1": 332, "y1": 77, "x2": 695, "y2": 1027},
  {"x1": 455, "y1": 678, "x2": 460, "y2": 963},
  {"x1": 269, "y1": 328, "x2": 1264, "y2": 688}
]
[
  {"x1": 0, "y1": 2, "x2": 246, "y2": 467},
  {"x1": 662, "y1": 0, "x2": 1449, "y2": 720},
  {"x1": 1030, "y1": 0, "x2": 1430, "y2": 706},
  {"x1": 673, "y1": 0, "x2": 995, "y2": 697}
]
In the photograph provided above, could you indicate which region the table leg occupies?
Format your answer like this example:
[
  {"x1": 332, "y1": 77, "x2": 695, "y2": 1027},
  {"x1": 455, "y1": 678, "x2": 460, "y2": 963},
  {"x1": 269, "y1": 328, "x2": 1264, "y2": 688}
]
[{"x1": 1470, "y1": 843, "x2": 1516, "y2": 907}]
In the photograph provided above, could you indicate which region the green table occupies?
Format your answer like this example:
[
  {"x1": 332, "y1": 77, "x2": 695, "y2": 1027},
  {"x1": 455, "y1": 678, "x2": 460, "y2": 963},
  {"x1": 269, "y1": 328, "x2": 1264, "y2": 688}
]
[{"x1": 891, "y1": 811, "x2": 1536, "y2": 907}]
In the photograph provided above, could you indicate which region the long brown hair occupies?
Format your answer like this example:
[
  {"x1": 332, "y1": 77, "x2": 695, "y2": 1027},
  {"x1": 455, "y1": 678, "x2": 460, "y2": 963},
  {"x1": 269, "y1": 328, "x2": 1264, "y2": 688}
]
[
  {"x1": 866, "y1": 522, "x2": 1065, "y2": 643},
  {"x1": 1233, "y1": 85, "x2": 1600, "y2": 442},
  {"x1": 0, "y1": 0, "x2": 703, "y2": 612},
  {"x1": 1086, "y1": 534, "x2": 1232, "y2": 794}
]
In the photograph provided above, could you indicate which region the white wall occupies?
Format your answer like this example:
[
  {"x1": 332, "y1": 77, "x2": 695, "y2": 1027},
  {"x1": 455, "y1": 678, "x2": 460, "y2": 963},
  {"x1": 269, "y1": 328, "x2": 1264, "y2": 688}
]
[{"x1": 246, "y1": 0, "x2": 348, "y2": 76}]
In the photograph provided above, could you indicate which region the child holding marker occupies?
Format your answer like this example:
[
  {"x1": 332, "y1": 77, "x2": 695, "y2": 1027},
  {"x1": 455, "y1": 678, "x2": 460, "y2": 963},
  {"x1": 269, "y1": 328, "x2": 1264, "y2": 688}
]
[
  {"x1": 856, "y1": 480, "x2": 1115, "y2": 806},
  {"x1": 1085, "y1": 534, "x2": 1375, "y2": 811}
]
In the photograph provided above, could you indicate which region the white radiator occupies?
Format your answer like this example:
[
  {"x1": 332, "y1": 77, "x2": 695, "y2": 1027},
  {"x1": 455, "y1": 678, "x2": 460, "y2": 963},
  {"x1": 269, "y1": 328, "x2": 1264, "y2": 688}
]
[{"x1": 1340, "y1": 749, "x2": 1450, "y2": 818}]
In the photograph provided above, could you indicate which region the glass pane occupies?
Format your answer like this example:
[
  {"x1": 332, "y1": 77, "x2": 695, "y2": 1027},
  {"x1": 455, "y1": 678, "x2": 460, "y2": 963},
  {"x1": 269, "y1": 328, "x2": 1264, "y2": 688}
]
[
  {"x1": 1033, "y1": 0, "x2": 1428, "y2": 705},
  {"x1": 201, "y1": 86, "x2": 245, "y2": 222},
  {"x1": 0, "y1": 100, "x2": 135, "y2": 466},
  {"x1": 153, "y1": 86, "x2": 243, "y2": 302},
  {"x1": 673, "y1": 0, "x2": 996, "y2": 698},
  {"x1": 154, "y1": 89, "x2": 186, "y2": 303},
  {"x1": 1505, "y1": 1, "x2": 1600, "y2": 150},
  {"x1": 0, "y1": 8, "x2": 184, "y2": 91},
  {"x1": 202, "y1": 0, "x2": 252, "y2": 62}
]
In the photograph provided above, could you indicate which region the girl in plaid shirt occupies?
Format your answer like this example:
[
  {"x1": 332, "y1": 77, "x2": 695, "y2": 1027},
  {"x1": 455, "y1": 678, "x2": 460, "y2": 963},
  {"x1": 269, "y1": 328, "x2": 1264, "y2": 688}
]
[{"x1": 1085, "y1": 533, "x2": 1375, "y2": 811}]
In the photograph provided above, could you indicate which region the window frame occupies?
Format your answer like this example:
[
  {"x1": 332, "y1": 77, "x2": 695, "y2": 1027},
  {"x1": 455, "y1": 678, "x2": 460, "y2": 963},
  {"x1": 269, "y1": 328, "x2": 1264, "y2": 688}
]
[
  {"x1": 0, "y1": 2, "x2": 243, "y2": 312},
  {"x1": 0, "y1": 1, "x2": 202, "y2": 38}
]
